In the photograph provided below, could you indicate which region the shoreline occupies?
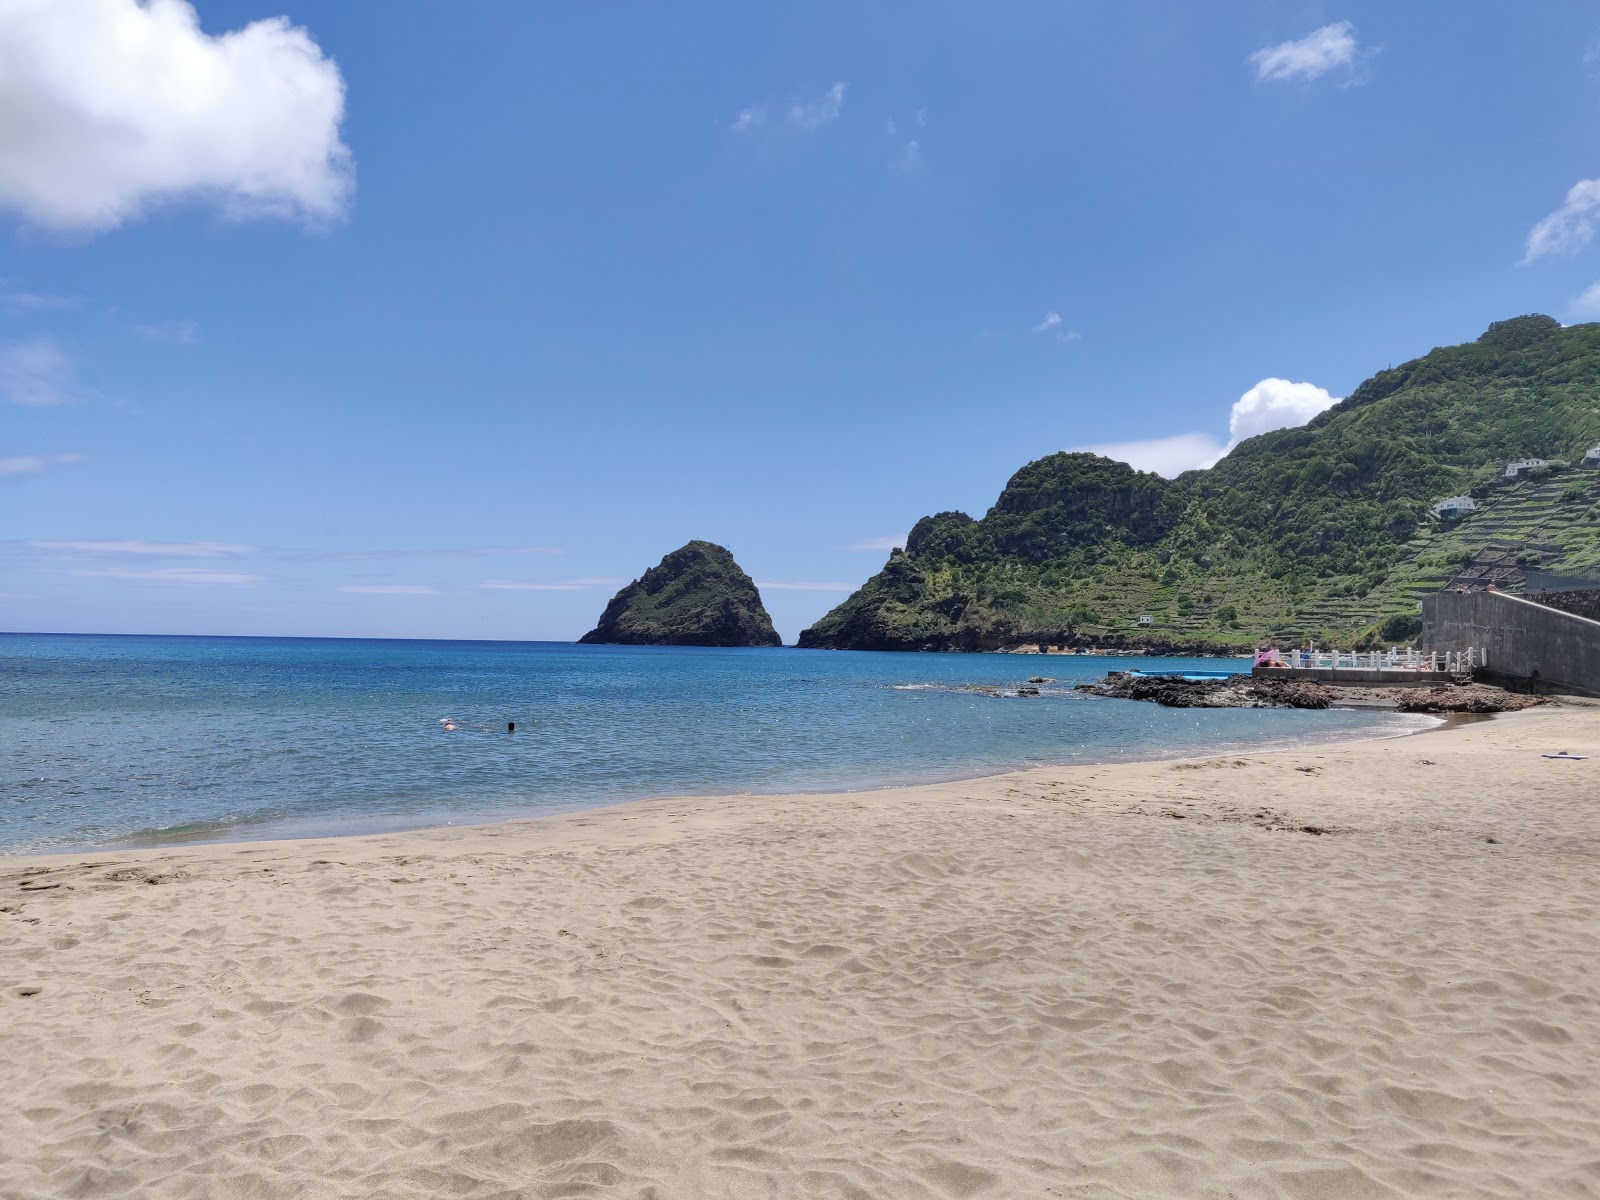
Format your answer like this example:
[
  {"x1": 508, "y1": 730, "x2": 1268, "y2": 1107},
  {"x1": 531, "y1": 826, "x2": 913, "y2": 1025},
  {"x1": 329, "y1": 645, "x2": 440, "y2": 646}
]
[
  {"x1": 5, "y1": 702, "x2": 1596, "y2": 1197},
  {"x1": 5, "y1": 702, "x2": 1452, "y2": 861}
]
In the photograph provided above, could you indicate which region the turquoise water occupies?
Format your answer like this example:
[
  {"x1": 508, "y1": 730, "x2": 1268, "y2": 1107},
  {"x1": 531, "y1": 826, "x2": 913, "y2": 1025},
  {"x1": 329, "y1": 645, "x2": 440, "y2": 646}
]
[{"x1": 0, "y1": 634, "x2": 1434, "y2": 853}]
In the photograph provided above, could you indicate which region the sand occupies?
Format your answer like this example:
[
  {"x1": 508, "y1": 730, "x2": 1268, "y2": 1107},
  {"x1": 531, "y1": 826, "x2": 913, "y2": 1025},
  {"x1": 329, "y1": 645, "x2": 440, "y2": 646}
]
[{"x1": 3, "y1": 706, "x2": 1599, "y2": 1199}]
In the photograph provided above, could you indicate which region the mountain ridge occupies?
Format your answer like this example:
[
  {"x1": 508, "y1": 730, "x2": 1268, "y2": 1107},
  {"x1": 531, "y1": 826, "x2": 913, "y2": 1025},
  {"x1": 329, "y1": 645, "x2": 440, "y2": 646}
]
[{"x1": 800, "y1": 316, "x2": 1600, "y2": 652}]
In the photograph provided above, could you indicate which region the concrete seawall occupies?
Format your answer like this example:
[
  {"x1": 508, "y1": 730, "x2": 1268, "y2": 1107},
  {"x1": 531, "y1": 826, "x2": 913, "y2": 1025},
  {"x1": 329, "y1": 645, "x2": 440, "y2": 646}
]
[{"x1": 1422, "y1": 590, "x2": 1600, "y2": 697}]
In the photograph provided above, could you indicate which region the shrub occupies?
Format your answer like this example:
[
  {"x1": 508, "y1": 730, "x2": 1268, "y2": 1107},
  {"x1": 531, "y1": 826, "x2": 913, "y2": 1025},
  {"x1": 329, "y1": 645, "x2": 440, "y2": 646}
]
[{"x1": 1380, "y1": 613, "x2": 1422, "y2": 642}]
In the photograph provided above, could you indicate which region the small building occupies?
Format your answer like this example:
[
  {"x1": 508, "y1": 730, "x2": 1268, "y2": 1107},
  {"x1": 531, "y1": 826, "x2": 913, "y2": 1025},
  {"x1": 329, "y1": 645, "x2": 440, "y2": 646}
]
[
  {"x1": 1136, "y1": 614, "x2": 1155, "y2": 626},
  {"x1": 1431, "y1": 495, "x2": 1477, "y2": 519},
  {"x1": 1504, "y1": 458, "x2": 1550, "y2": 479},
  {"x1": 1584, "y1": 443, "x2": 1600, "y2": 467}
]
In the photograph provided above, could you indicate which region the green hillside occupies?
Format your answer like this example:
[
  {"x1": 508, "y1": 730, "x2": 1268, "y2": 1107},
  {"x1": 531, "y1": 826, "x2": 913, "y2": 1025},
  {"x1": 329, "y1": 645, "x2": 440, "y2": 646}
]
[{"x1": 799, "y1": 316, "x2": 1600, "y2": 652}]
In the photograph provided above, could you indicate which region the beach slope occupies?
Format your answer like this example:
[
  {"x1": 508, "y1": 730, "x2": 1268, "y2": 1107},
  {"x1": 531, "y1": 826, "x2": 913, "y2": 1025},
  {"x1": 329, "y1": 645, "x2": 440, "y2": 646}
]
[{"x1": 4, "y1": 708, "x2": 1599, "y2": 1198}]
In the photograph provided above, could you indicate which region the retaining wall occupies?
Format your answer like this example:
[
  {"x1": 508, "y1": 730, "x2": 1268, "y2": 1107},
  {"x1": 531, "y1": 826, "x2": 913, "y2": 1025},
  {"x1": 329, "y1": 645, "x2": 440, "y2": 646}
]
[
  {"x1": 1526, "y1": 589, "x2": 1600, "y2": 622},
  {"x1": 1422, "y1": 590, "x2": 1600, "y2": 697}
]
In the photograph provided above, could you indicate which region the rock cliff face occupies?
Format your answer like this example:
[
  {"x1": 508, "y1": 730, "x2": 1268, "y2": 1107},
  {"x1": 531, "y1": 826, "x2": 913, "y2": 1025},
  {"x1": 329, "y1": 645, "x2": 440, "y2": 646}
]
[{"x1": 578, "y1": 541, "x2": 782, "y2": 647}]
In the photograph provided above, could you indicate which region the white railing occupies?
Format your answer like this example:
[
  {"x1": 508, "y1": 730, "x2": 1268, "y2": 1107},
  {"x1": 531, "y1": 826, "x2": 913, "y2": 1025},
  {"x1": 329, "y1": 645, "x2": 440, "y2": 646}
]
[{"x1": 1256, "y1": 647, "x2": 1485, "y2": 673}]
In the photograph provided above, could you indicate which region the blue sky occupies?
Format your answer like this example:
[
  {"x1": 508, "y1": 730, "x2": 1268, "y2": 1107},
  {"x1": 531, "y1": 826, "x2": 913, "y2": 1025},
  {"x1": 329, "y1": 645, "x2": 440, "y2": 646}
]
[{"x1": 6, "y1": 1, "x2": 1600, "y2": 643}]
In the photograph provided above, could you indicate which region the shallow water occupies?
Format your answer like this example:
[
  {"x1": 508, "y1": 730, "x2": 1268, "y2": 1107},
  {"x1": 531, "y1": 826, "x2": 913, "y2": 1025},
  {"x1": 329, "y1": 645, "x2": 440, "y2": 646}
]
[{"x1": 0, "y1": 634, "x2": 1435, "y2": 852}]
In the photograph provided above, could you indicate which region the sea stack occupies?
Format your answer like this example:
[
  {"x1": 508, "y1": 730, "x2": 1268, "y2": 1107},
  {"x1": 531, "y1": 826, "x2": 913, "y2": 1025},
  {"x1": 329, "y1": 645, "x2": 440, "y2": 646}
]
[{"x1": 578, "y1": 541, "x2": 783, "y2": 647}]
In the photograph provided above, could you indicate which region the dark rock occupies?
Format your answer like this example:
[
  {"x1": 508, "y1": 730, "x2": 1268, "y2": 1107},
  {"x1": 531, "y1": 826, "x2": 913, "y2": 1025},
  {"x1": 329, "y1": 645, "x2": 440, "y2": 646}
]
[
  {"x1": 1393, "y1": 684, "x2": 1544, "y2": 713},
  {"x1": 1073, "y1": 672, "x2": 1331, "y2": 709},
  {"x1": 579, "y1": 541, "x2": 782, "y2": 648}
]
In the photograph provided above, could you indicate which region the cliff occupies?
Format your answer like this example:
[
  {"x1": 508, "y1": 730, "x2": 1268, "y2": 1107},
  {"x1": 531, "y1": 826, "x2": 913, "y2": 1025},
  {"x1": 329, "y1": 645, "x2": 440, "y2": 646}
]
[{"x1": 579, "y1": 541, "x2": 783, "y2": 647}]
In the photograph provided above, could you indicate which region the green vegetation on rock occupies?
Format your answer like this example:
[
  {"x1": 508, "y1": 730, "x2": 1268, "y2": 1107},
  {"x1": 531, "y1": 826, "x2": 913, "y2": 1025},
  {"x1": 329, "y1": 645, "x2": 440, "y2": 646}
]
[
  {"x1": 800, "y1": 316, "x2": 1600, "y2": 652},
  {"x1": 580, "y1": 541, "x2": 782, "y2": 647}
]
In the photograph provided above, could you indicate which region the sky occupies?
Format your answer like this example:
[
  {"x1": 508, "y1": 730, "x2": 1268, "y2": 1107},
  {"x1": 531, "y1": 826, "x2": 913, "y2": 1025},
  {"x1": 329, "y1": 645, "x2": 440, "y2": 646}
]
[{"x1": 6, "y1": 1, "x2": 1600, "y2": 643}]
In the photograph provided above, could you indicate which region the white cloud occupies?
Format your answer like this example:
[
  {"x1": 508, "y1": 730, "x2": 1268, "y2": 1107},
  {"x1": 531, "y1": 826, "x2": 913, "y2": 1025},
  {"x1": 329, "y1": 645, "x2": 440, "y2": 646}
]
[
  {"x1": 789, "y1": 83, "x2": 846, "y2": 130},
  {"x1": 1522, "y1": 179, "x2": 1600, "y2": 264},
  {"x1": 478, "y1": 577, "x2": 624, "y2": 591},
  {"x1": 1, "y1": 338, "x2": 72, "y2": 406},
  {"x1": 1078, "y1": 433, "x2": 1228, "y2": 478},
  {"x1": 1227, "y1": 377, "x2": 1338, "y2": 444},
  {"x1": 74, "y1": 566, "x2": 262, "y2": 585},
  {"x1": 310, "y1": 545, "x2": 564, "y2": 561},
  {"x1": 0, "y1": 451, "x2": 85, "y2": 479},
  {"x1": 338, "y1": 584, "x2": 439, "y2": 595},
  {"x1": 1251, "y1": 21, "x2": 1360, "y2": 84},
  {"x1": 29, "y1": 538, "x2": 251, "y2": 556},
  {"x1": 846, "y1": 535, "x2": 907, "y2": 551},
  {"x1": 755, "y1": 580, "x2": 860, "y2": 592},
  {"x1": 1572, "y1": 281, "x2": 1600, "y2": 316},
  {"x1": 1031, "y1": 312, "x2": 1082, "y2": 343},
  {"x1": 132, "y1": 319, "x2": 200, "y2": 344},
  {"x1": 0, "y1": 0, "x2": 351, "y2": 233},
  {"x1": 1076, "y1": 378, "x2": 1340, "y2": 478},
  {"x1": 1, "y1": 289, "x2": 72, "y2": 313},
  {"x1": 890, "y1": 139, "x2": 921, "y2": 170},
  {"x1": 730, "y1": 106, "x2": 765, "y2": 132}
]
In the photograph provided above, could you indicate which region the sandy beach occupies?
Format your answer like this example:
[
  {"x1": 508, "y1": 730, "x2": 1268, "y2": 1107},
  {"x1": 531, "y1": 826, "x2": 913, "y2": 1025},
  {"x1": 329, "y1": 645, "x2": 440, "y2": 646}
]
[{"x1": 4, "y1": 706, "x2": 1599, "y2": 1199}]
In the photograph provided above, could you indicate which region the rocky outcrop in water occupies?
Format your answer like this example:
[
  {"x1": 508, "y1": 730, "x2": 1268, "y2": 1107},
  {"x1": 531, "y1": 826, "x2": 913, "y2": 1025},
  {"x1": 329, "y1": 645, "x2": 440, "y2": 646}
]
[
  {"x1": 578, "y1": 541, "x2": 782, "y2": 648},
  {"x1": 1075, "y1": 672, "x2": 1544, "y2": 713},
  {"x1": 1073, "y1": 672, "x2": 1332, "y2": 709}
]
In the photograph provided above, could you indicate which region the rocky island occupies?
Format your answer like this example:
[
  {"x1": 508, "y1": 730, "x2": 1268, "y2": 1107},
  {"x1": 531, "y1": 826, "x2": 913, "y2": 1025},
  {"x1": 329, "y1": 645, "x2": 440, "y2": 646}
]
[{"x1": 579, "y1": 541, "x2": 783, "y2": 647}]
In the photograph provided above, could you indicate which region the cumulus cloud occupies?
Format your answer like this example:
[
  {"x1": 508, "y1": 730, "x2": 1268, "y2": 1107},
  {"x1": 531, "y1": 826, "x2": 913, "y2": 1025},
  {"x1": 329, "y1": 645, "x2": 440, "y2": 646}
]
[
  {"x1": 0, "y1": 451, "x2": 85, "y2": 479},
  {"x1": 0, "y1": 0, "x2": 352, "y2": 233},
  {"x1": 1227, "y1": 377, "x2": 1338, "y2": 444},
  {"x1": 1522, "y1": 179, "x2": 1600, "y2": 264},
  {"x1": 789, "y1": 83, "x2": 846, "y2": 130},
  {"x1": 729, "y1": 106, "x2": 764, "y2": 132},
  {"x1": 1075, "y1": 378, "x2": 1340, "y2": 478},
  {"x1": 74, "y1": 566, "x2": 262, "y2": 585},
  {"x1": 1251, "y1": 21, "x2": 1360, "y2": 84},
  {"x1": 845, "y1": 535, "x2": 907, "y2": 552},
  {"x1": 29, "y1": 538, "x2": 251, "y2": 556},
  {"x1": 1, "y1": 338, "x2": 72, "y2": 406}
]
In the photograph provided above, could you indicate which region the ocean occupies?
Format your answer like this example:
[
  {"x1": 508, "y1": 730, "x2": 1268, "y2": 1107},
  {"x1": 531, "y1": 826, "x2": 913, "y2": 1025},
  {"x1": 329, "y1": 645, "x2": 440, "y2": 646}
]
[{"x1": 0, "y1": 633, "x2": 1435, "y2": 853}]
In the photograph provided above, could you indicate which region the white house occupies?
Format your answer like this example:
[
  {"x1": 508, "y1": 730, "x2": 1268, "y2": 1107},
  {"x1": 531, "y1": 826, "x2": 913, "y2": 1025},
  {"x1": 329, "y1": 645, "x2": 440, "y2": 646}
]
[
  {"x1": 1431, "y1": 495, "x2": 1477, "y2": 518},
  {"x1": 1584, "y1": 443, "x2": 1600, "y2": 466},
  {"x1": 1137, "y1": 614, "x2": 1155, "y2": 626},
  {"x1": 1504, "y1": 458, "x2": 1550, "y2": 479}
]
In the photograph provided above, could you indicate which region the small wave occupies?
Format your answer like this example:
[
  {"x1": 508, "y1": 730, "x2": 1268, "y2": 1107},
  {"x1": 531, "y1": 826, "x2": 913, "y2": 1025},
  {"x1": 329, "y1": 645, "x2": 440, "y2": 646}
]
[{"x1": 888, "y1": 683, "x2": 942, "y2": 691}]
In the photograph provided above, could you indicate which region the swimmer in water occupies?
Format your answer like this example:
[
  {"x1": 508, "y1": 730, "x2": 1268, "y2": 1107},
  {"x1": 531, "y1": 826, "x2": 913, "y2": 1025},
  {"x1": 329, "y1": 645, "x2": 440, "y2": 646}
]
[{"x1": 507, "y1": 721, "x2": 516, "y2": 733}]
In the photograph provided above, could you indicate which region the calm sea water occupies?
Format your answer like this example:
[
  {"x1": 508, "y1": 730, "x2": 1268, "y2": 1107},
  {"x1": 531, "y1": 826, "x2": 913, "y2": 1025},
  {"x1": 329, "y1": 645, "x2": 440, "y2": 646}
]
[{"x1": 0, "y1": 634, "x2": 1434, "y2": 853}]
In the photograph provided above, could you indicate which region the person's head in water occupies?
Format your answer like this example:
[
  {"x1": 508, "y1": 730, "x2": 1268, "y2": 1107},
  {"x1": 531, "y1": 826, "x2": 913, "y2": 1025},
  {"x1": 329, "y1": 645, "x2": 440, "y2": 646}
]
[{"x1": 507, "y1": 721, "x2": 515, "y2": 733}]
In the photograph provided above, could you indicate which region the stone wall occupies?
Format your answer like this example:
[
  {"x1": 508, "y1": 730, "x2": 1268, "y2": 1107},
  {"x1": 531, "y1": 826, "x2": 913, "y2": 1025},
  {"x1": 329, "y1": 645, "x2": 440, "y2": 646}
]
[
  {"x1": 1526, "y1": 589, "x2": 1600, "y2": 622},
  {"x1": 1422, "y1": 590, "x2": 1600, "y2": 697}
]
